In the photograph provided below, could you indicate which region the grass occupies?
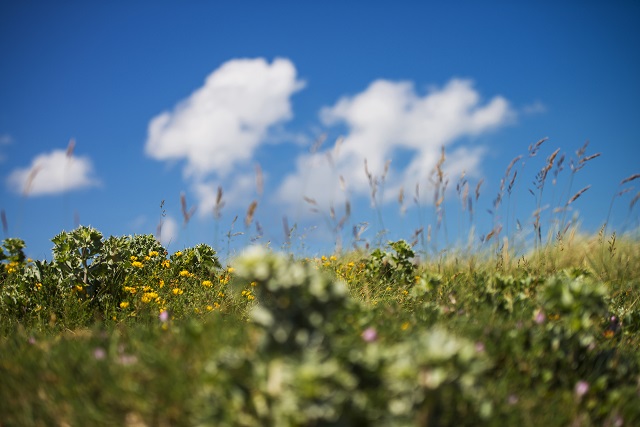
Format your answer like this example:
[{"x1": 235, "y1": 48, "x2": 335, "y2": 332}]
[{"x1": 1, "y1": 140, "x2": 639, "y2": 426}]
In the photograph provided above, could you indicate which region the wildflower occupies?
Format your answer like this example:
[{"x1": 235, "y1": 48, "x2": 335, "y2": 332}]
[
  {"x1": 141, "y1": 292, "x2": 158, "y2": 303},
  {"x1": 175, "y1": 251, "x2": 182, "y2": 257},
  {"x1": 130, "y1": 256, "x2": 138, "y2": 261},
  {"x1": 158, "y1": 279, "x2": 164, "y2": 288},
  {"x1": 179, "y1": 270, "x2": 191, "y2": 277},
  {"x1": 5, "y1": 262, "x2": 19, "y2": 274},
  {"x1": 161, "y1": 260, "x2": 170, "y2": 268},
  {"x1": 124, "y1": 286, "x2": 137, "y2": 294},
  {"x1": 206, "y1": 305, "x2": 213, "y2": 311},
  {"x1": 132, "y1": 261, "x2": 144, "y2": 268},
  {"x1": 202, "y1": 280, "x2": 213, "y2": 287},
  {"x1": 159, "y1": 310, "x2": 169, "y2": 322},
  {"x1": 149, "y1": 251, "x2": 159, "y2": 257},
  {"x1": 575, "y1": 380, "x2": 589, "y2": 398},
  {"x1": 347, "y1": 261, "x2": 355, "y2": 268},
  {"x1": 172, "y1": 288, "x2": 184, "y2": 295},
  {"x1": 250, "y1": 281, "x2": 257, "y2": 287},
  {"x1": 361, "y1": 327, "x2": 378, "y2": 342},
  {"x1": 534, "y1": 309, "x2": 546, "y2": 325},
  {"x1": 194, "y1": 308, "x2": 200, "y2": 314},
  {"x1": 401, "y1": 321, "x2": 410, "y2": 331},
  {"x1": 217, "y1": 292, "x2": 225, "y2": 297},
  {"x1": 93, "y1": 348, "x2": 106, "y2": 360},
  {"x1": 330, "y1": 255, "x2": 337, "y2": 261},
  {"x1": 74, "y1": 285, "x2": 85, "y2": 293},
  {"x1": 604, "y1": 330, "x2": 615, "y2": 339},
  {"x1": 119, "y1": 302, "x2": 130, "y2": 309},
  {"x1": 227, "y1": 267, "x2": 235, "y2": 273},
  {"x1": 27, "y1": 258, "x2": 33, "y2": 263},
  {"x1": 144, "y1": 256, "x2": 150, "y2": 261},
  {"x1": 34, "y1": 282, "x2": 42, "y2": 291}
]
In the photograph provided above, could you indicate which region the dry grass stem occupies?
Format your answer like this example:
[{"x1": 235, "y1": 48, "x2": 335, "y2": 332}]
[
  {"x1": 567, "y1": 185, "x2": 591, "y2": 205},
  {"x1": 180, "y1": 192, "x2": 196, "y2": 225},
  {"x1": 528, "y1": 137, "x2": 548, "y2": 157},
  {"x1": 621, "y1": 174, "x2": 640, "y2": 186},
  {"x1": 310, "y1": 133, "x2": 327, "y2": 154},
  {"x1": 244, "y1": 201, "x2": 258, "y2": 227},
  {"x1": 65, "y1": 138, "x2": 76, "y2": 158},
  {"x1": 255, "y1": 164, "x2": 264, "y2": 197}
]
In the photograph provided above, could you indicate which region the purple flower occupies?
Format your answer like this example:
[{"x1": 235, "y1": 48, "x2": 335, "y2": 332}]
[
  {"x1": 361, "y1": 327, "x2": 378, "y2": 342},
  {"x1": 534, "y1": 310, "x2": 546, "y2": 325},
  {"x1": 159, "y1": 310, "x2": 169, "y2": 322},
  {"x1": 93, "y1": 347, "x2": 106, "y2": 360},
  {"x1": 575, "y1": 380, "x2": 589, "y2": 398}
]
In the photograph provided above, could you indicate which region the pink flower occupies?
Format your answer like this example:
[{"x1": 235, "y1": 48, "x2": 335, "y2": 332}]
[
  {"x1": 159, "y1": 310, "x2": 169, "y2": 323},
  {"x1": 361, "y1": 327, "x2": 378, "y2": 342},
  {"x1": 93, "y1": 347, "x2": 106, "y2": 360},
  {"x1": 574, "y1": 380, "x2": 589, "y2": 398},
  {"x1": 534, "y1": 310, "x2": 546, "y2": 325}
]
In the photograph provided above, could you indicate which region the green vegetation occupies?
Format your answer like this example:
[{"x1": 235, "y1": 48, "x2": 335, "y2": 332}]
[{"x1": 1, "y1": 141, "x2": 639, "y2": 426}]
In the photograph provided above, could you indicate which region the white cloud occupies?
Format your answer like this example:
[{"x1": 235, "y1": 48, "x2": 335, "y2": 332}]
[
  {"x1": 145, "y1": 57, "x2": 305, "y2": 179},
  {"x1": 158, "y1": 215, "x2": 178, "y2": 247},
  {"x1": 278, "y1": 78, "x2": 513, "y2": 209},
  {"x1": 6, "y1": 149, "x2": 100, "y2": 196}
]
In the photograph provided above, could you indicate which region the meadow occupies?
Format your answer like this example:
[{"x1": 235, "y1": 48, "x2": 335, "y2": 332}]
[{"x1": 1, "y1": 140, "x2": 639, "y2": 426}]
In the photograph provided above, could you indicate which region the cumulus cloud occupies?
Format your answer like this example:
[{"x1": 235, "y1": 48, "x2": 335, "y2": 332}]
[
  {"x1": 6, "y1": 149, "x2": 100, "y2": 196},
  {"x1": 145, "y1": 57, "x2": 305, "y2": 179},
  {"x1": 277, "y1": 78, "x2": 513, "y2": 209}
]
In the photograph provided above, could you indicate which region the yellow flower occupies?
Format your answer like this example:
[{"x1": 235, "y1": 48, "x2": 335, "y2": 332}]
[
  {"x1": 124, "y1": 286, "x2": 137, "y2": 294},
  {"x1": 217, "y1": 292, "x2": 225, "y2": 298},
  {"x1": 158, "y1": 279, "x2": 165, "y2": 288},
  {"x1": 175, "y1": 251, "x2": 182, "y2": 257},
  {"x1": 130, "y1": 256, "x2": 138, "y2": 261},
  {"x1": 330, "y1": 255, "x2": 337, "y2": 261},
  {"x1": 172, "y1": 288, "x2": 184, "y2": 295},
  {"x1": 149, "y1": 251, "x2": 159, "y2": 257},
  {"x1": 206, "y1": 305, "x2": 213, "y2": 311},
  {"x1": 227, "y1": 267, "x2": 235, "y2": 273},
  {"x1": 75, "y1": 285, "x2": 84, "y2": 293},
  {"x1": 161, "y1": 260, "x2": 170, "y2": 268},
  {"x1": 250, "y1": 281, "x2": 257, "y2": 287},
  {"x1": 144, "y1": 256, "x2": 150, "y2": 262},
  {"x1": 179, "y1": 270, "x2": 191, "y2": 277},
  {"x1": 202, "y1": 280, "x2": 213, "y2": 287},
  {"x1": 34, "y1": 282, "x2": 42, "y2": 291},
  {"x1": 194, "y1": 308, "x2": 200, "y2": 314},
  {"x1": 132, "y1": 261, "x2": 144, "y2": 268},
  {"x1": 401, "y1": 322, "x2": 410, "y2": 331},
  {"x1": 120, "y1": 302, "x2": 130, "y2": 309}
]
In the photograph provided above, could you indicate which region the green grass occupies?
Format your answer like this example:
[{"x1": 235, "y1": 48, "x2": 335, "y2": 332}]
[{"x1": 1, "y1": 141, "x2": 640, "y2": 426}]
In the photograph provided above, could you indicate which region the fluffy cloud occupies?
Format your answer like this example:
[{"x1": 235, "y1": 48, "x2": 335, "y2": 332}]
[
  {"x1": 7, "y1": 149, "x2": 100, "y2": 196},
  {"x1": 277, "y1": 78, "x2": 513, "y2": 209},
  {"x1": 145, "y1": 57, "x2": 305, "y2": 179}
]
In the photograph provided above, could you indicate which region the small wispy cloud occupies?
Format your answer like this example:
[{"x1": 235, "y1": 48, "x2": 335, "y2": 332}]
[
  {"x1": 0, "y1": 133, "x2": 12, "y2": 162},
  {"x1": 522, "y1": 101, "x2": 546, "y2": 115},
  {"x1": 278, "y1": 78, "x2": 514, "y2": 210},
  {"x1": 157, "y1": 215, "x2": 178, "y2": 247},
  {"x1": 6, "y1": 145, "x2": 100, "y2": 196}
]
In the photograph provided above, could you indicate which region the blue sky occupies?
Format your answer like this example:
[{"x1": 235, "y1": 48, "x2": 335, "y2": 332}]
[{"x1": 1, "y1": 1, "x2": 639, "y2": 261}]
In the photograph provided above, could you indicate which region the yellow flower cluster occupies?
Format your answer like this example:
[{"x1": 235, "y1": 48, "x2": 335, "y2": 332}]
[
  {"x1": 141, "y1": 292, "x2": 159, "y2": 304},
  {"x1": 172, "y1": 288, "x2": 184, "y2": 295},
  {"x1": 148, "y1": 251, "x2": 159, "y2": 257},
  {"x1": 4, "y1": 261, "x2": 19, "y2": 274},
  {"x1": 132, "y1": 261, "x2": 144, "y2": 268},
  {"x1": 124, "y1": 286, "x2": 137, "y2": 294},
  {"x1": 241, "y1": 290, "x2": 255, "y2": 301},
  {"x1": 161, "y1": 260, "x2": 170, "y2": 268},
  {"x1": 179, "y1": 270, "x2": 192, "y2": 278},
  {"x1": 202, "y1": 280, "x2": 213, "y2": 287},
  {"x1": 120, "y1": 302, "x2": 130, "y2": 309}
]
